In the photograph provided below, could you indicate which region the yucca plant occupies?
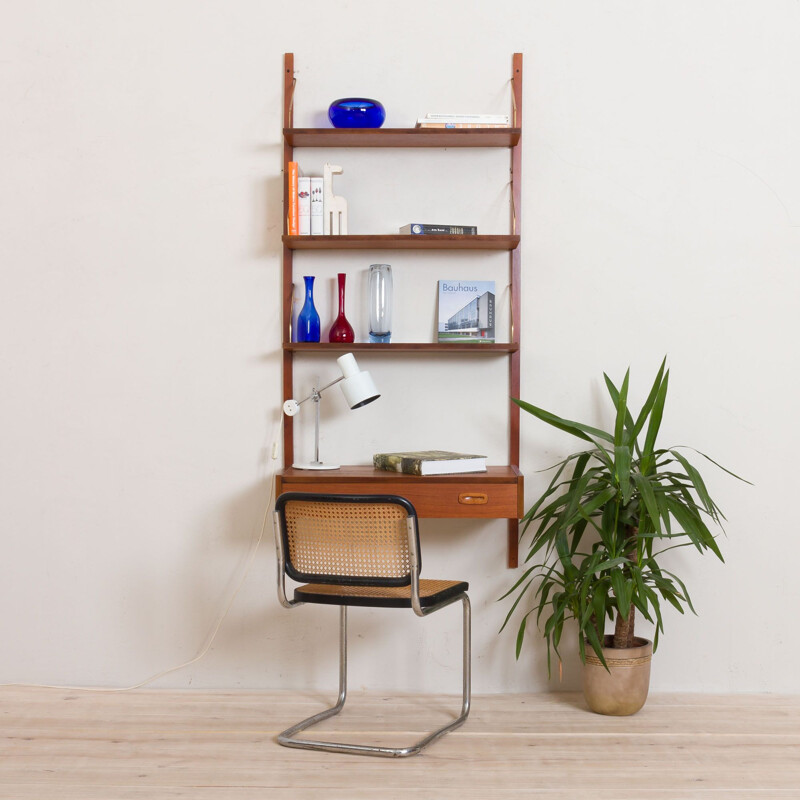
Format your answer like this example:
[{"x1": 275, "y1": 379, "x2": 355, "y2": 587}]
[{"x1": 500, "y1": 359, "x2": 746, "y2": 673}]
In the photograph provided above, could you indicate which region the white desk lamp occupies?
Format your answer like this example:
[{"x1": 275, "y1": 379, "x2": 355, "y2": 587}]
[{"x1": 282, "y1": 353, "x2": 379, "y2": 470}]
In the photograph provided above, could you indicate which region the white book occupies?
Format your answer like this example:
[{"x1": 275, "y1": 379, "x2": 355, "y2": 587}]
[
  {"x1": 416, "y1": 121, "x2": 510, "y2": 129},
  {"x1": 423, "y1": 113, "x2": 510, "y2": 124},
  {"x1": 297, "y1": 177, "x2": 311, "y2": 236},
  {"x1": 310, "y1": 177, "x2": 323, "y2": 235}
]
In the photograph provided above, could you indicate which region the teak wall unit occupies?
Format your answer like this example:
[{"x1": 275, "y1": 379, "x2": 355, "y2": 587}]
[{"x1": 277, "y1": 53, "x2": 524, "y2": 568}]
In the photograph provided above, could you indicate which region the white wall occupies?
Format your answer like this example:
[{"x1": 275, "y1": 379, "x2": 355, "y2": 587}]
[{"x1": 1, "y1": 1, "x2": 798, "y2": 694}]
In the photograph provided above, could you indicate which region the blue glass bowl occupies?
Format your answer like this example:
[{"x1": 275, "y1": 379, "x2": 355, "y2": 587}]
[{"x1": 328, "y1": 98, "x2": 386, "y2": 129}]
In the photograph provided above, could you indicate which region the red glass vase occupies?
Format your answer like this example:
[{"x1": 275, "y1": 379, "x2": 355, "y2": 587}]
[{"x1": 328, "y1": 272, "x2": 355, "y2": 343}]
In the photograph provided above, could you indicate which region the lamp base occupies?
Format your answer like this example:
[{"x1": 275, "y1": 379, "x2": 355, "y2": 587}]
[{"x1": 291, "y1": 462, "x2": 341, "y2": 470}]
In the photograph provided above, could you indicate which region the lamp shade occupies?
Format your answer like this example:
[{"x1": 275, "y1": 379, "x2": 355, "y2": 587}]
[{"x1": 337, "y1": 353, "x2": 380, "y2": 409}]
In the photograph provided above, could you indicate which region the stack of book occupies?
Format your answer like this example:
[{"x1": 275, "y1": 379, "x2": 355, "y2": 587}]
[
  {"x1": 415, "y1": 113, "x2": 510, "y2": 129},
  {"x1": 287, "y1": 162, "x2": 324, "y2": 236}
]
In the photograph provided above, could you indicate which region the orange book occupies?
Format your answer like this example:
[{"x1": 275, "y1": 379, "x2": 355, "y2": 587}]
[{"x1": 287, "y1": 161, "x2": 299, "y2": 235}]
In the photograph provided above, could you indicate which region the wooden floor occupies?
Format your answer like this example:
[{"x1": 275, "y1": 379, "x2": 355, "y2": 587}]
[{"x1": 1, "y1": 688, "x2": 799, "y2": 798}]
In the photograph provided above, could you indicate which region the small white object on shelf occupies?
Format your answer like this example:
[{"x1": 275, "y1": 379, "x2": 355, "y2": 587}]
[
  {"x1": 298, "y1": 177, "x2": 311, "y2": 235},
  {"x1": 310, "y1": 177, "x2": 324, "y2": 235},
  {"x1": 323, "y1": 163, "x2": 348, "y2": 235}
]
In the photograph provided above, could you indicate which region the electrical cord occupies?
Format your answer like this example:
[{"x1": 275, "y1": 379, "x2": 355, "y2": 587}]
[{"x1": 1, "y1": 420, "x2": 282, "y2": 693}]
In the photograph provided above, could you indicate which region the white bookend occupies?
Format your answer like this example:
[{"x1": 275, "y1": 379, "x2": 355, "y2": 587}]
[
  {"x1": 310, "y1": 177, "x2": 323, "y2": 235},
  {"x1": 297, "y1": 177, "x2": 311, "y2": 236},
  {"x1": 323, "y1": 163, "x2": 347, "y2": 235}
]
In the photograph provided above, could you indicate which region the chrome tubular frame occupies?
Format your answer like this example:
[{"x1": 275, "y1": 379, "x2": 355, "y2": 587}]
[
  {"x1": 276, "y1": 595, "x2": 471, "y2": 758},
  {"x1": 275, "y1": 513, "x2": 471, "y2": 757}
]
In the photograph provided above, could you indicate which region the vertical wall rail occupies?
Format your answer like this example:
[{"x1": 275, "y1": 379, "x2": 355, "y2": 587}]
[
  {"x1": 508, "y1": 52, "x2": 523, "y2": 568},
  {"x1": 282, "y1": 53, "x2": 295, "y2": 466}
]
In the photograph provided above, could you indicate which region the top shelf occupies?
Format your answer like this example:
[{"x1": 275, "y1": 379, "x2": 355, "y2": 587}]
[{"x1": 284, "y1": 128, "x2": 522, "y2": 148}]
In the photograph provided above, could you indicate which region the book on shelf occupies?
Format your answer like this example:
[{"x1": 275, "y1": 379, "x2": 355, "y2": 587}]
[
  {"x1": 416, "y1": 122, "x2": 511, "y2": 129},
  {"x1": 400, "y1": 223, "x2": 478, "y2": 235},
  {"x1": 310, "y1": 177, "x2": 323, "y2": 235},
  {"x1": 286, "y1": 170, "x2": 327, "y2": 237},
  {"x1": 287, "y1": 162, "x2": 299, "y2": 235},
  {"x1": 373, "y1": 450, "x2": 487, "y2": 476},
  {"x1": 416, "y1": 113, "x2": 510, "y2": 128},
  {"x1": 421, "y1": 113, "x2": 510, "y2": 123},
  {"x1": 437, "y1": 280, "x2": 496, "y2": 343},
  {"x1": 297, "y1": 177, "x2": 311, "y2": 236}
]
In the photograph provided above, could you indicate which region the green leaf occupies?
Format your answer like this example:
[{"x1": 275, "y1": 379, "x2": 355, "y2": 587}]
[
  {"x1": 615, "y1": 445, "x2": 632, "y2": 504},
  {"x1": 497, "y1": 566, "x2": 536, "y2": 603},
  {"x1": 631, "y1": 471, "x2": 662, "y2": 535},
  {"x1": 594, "y1": 556, "x2": 628, "y2": 572},
  {"x1": 604, "y1": 372, "x2": 636, "y2": 443},
  {"x1": 667, "y1": 497, "x2": 724, "y2": 561},
  {"x1": 515, "y1": 611, "x2": 533, "y2": 659},
  {"x1": 566, "y1": 486, "x2": 618, "y2": 528},
  {"x1": 632, "y1": 356, "x2": 667, "y2": 442},
  {"x1": 662, "y1": 569, "x2": 697, "y2": 615},
  {"x1": 584, "y1": 624, "x2": 608, "y2": 669},
  {"x1": 641, "y1": 369, "x2": 669, "y2": 474},
  {"x1": 512, "y1": 397, "x2": 614, "y2": 444},
  {"x1": 498, "y1": 578, "x2": 534, "y2": 633},
  {"x1": 592, "y1": 582, "x2": 609, "y2": 630},
  {"x1": 670, "y1": 450, "x2": 715, "y2": 516},
  {"x1": 610, "y1": 570, "x2": 630, "y2": 619},
  {"x1": 613, "y1": 368, "x2": 630, "y2": 447},
  {"x1": 680, "y1": 446, "x2": 753, "y2": 485}
]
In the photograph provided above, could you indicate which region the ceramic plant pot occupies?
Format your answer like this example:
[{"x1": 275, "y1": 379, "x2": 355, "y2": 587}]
[{"x1": 582, "y1": 635, "x2": 653, "y2": 716}]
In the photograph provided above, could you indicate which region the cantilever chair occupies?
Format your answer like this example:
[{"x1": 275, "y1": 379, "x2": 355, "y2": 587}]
[{"x1": 273, "y1": 492, "x2": 471, "y2": 758}]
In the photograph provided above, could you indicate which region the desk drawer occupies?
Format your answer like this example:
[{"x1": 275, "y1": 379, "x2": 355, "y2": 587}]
[
  {"x1": 408, "y1": 481, "x2": 520, "y2": 518},
  {"x1": 277, "y1": 477, "x2": 521, "y2": 519}
]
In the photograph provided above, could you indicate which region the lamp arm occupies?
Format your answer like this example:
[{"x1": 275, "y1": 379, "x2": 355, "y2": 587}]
[
  {"x1": 315, "y1": 374, "x2": 345, "y2": 395},
  {"x1": 292, "y1": 374, "x2": 344, "y2": 407}
]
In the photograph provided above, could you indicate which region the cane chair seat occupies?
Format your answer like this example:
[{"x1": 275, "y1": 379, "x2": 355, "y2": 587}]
[{"x1": 294, "y1": 579, "x2": 469, "y2": 608}]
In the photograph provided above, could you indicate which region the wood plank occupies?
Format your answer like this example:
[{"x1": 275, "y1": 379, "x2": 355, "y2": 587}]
[
  {"x1": 507, "y1": 52, "x2": 523, "y2": 569},
  {"x1": 284, "y1": 128, "x2": 522, "y2": 148},
  {"x1": 2, "y1": 689, "x2": 799, "y2": 797},
  {"x1": 282, "y1": 234, "x2": 520, "y2": 250},
  {"x1": 283, "y1": 342, "x2": 519, "y2": 353}
]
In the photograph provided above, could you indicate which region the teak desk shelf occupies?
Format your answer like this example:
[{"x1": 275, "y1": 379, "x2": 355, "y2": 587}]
[
  {"x1": 276, "y1": 467, "x2": 524, "y2": 521},
  {"x1": 279, "y1": 53, "x2": 524, "y2": 568}
]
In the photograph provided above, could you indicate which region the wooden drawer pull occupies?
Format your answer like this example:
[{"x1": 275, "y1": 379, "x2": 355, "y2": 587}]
[{"x1": 458, "y1": 493, "x2": 488, "y2": 505}]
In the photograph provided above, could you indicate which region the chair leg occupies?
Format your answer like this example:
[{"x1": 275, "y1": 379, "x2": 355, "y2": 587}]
[{"x1": 276, "y1": 594, "x2": 471, "y2": 758}]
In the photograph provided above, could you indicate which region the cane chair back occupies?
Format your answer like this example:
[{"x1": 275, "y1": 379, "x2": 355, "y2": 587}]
[{"x1": 276, "y1": 493, "x2": 419, "y2": 587}]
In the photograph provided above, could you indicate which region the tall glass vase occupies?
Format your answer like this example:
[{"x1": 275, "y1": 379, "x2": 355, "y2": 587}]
[
  {"x1": 296, "y1": 275, "x2": 321, "y2": 343},
  {"x1": 328, "y1": 272, "x2": 355, "y2": 343},
  {"x1": 368, "y1": 264, "x2": 393, "y2": 343}
]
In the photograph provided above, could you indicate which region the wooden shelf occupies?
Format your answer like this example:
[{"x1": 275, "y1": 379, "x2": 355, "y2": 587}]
[
  {"x1": 277, "y1": 466, "x2": 524, "y2": 521},
  {"x1": 284, "y1": 128, "x2": 521, "y2": 148},
  {"x1": 284, "y1": 342, "x2": 519, "y2": 354},
  {"x1": 283, "y1": 234, "x2": 520, "y2": 251},
  {"x1": 281, "y1": 53, "x2": 524, "y2": 568}
]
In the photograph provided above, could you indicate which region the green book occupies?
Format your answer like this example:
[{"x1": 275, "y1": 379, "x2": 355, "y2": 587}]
[{"x1": 373, "y1": 450, "x2": 487, "y2": 476}]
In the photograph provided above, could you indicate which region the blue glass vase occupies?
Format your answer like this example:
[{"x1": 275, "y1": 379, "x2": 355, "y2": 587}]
[
  {"x1": 328, "y1": 98, "x2": 386, "y2": 129},
  {"x1": 296, "y1": 276, "x2": 320, "y2": 343}
]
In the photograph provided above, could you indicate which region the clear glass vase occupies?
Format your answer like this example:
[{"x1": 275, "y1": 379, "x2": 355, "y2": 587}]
[{"x1": 368, "y1": 264, "x2": 392, "y2": 343}]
